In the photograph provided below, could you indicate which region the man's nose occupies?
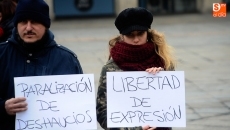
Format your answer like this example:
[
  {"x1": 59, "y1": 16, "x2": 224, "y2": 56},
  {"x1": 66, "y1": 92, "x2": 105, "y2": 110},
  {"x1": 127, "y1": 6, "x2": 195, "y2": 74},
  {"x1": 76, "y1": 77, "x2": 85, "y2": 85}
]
[{"x1": 25, "y1": 21, "x2": 32, "y2": 30}]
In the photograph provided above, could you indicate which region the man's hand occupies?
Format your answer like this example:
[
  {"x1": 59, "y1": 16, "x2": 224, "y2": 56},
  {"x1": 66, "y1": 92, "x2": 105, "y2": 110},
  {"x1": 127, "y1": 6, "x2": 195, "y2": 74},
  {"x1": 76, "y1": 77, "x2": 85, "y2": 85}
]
[{"x1": 5, "y1": 97, "x2": 27, "y2": 115}]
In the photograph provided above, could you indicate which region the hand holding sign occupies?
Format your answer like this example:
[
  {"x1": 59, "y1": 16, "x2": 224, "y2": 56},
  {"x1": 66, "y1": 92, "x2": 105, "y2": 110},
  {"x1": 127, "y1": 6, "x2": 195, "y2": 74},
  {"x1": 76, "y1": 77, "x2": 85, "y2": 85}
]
[{"x1": 5, "y1": 97, "x2": 27, "y2": 115}]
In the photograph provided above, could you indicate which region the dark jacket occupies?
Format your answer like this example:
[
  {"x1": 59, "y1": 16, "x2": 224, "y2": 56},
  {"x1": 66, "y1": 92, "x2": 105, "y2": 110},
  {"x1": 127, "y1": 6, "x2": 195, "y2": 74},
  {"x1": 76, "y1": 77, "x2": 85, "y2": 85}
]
[
  {"x1": 96, "y1": 59, "x2": 172, "y2": 130},
  {"x1": 0, "y1": 28, "x2": 83, "y2": 130}
]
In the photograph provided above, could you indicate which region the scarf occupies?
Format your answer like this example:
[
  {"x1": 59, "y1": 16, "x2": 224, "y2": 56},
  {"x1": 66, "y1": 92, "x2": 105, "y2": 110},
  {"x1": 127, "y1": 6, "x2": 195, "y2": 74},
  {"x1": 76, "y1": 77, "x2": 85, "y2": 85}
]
[
  {"x1": 17, "y1": 30, "x2": 49, "y2": 53},
  {"x1": 110, "y1": 42, "x2": 165, "y2": 71}
]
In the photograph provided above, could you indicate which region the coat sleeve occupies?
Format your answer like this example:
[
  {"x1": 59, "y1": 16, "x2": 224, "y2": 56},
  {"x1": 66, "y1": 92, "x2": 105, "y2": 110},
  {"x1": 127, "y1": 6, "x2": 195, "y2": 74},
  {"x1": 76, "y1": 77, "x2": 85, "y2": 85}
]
[
  {"x1": 0, "y1": 46, "x2": 8, "y2": 118},
  {"x1": 0, "y1": 99, "x2": 7, "y2": 116},
  {"x1": 96, "y1": 65, "x2": 142, "y2": 130},
  {"x1": 96, "y1": 65, "x2": 107, "y2": 129},
  {"x1": 74, "y1": 56, "x2": 83, "y2": 74}
]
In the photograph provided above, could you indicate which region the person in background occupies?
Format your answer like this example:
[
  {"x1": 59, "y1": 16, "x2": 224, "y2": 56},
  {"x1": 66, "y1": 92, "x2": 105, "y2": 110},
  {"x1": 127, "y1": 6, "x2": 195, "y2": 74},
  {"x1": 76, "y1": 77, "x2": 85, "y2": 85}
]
[
  {"x1": 0, "y1": 0, "x2": 83, "y2": 130},
  {"x1": 0, "y1": 0, "x2": 17, "y2": 42},
  {"x1": 96, "y1": 7, "x2": 176, "y2": 130}
]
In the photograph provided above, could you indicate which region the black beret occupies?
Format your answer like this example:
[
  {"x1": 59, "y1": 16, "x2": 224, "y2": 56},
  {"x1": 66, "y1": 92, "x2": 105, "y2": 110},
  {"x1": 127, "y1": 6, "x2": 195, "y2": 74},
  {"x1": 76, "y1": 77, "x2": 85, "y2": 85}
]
[
  {"x1": 115, "y1": 7, "x2": 153, "y2": 35},
  {"x1": 13, "y1": 0, "x2": 50, "y2": 28}
]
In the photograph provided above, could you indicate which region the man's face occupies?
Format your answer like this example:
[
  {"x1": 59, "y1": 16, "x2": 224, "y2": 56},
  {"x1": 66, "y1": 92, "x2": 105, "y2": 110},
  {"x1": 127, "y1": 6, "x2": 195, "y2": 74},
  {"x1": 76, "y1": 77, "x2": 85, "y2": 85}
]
[{"x1": 17, "y1": 20, "x2": 46, "y2": 43}]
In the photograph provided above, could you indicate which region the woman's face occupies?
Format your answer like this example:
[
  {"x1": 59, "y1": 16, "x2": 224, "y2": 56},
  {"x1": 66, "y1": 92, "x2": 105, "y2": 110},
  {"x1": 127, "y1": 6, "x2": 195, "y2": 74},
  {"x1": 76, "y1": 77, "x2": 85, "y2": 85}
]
[{"x1": 123, "y1": 31, "x2": 148, "y2": 45}]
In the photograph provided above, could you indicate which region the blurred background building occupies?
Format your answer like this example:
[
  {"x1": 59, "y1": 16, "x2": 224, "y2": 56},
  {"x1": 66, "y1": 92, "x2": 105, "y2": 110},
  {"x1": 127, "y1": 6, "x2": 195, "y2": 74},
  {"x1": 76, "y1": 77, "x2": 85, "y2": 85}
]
[{"x1": 44, "y1": 0, "x2": 229, "y2": 20}]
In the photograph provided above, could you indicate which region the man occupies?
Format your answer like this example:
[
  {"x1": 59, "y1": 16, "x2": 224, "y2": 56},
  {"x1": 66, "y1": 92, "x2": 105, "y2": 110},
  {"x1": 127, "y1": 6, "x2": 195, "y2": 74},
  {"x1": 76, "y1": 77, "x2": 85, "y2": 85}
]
[{"x1": 0, "y1": 0, "x2": 83, "y2": 129}]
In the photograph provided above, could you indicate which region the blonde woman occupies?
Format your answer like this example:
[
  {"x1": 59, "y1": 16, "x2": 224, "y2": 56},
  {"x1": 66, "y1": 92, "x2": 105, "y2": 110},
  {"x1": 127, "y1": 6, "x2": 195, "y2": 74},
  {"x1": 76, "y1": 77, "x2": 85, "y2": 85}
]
[{"x1": 97, "y1": 7, "x2": 176, "y2": 130}]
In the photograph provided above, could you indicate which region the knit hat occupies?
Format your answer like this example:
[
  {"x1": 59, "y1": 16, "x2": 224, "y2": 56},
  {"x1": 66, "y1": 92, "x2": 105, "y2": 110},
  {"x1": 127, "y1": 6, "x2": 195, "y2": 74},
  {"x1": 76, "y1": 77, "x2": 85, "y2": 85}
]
[
  {"x1": 115, "y1": 7, "x2": 153, "y2": 35},
  {"x1": 13, "y1": 0, "x2": 50, "y2": 28}
]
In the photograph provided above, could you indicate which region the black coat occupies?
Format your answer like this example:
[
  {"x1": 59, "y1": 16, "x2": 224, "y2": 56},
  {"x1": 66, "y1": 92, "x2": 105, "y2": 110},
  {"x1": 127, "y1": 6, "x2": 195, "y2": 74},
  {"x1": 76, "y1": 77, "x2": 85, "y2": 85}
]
[{"x1": 0, "y1": 28, "x2": 83, "y2": 130}]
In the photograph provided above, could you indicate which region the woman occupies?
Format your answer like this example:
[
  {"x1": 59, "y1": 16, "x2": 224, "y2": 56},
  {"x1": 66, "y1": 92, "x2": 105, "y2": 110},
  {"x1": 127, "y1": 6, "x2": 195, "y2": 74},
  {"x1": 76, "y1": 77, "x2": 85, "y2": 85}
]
[
  {"x1": 96, "y1": 7, "x2": 176, "y2": 130},
  {"x1": 0, "y1": 0, "x2": 17, "y2": 43}
]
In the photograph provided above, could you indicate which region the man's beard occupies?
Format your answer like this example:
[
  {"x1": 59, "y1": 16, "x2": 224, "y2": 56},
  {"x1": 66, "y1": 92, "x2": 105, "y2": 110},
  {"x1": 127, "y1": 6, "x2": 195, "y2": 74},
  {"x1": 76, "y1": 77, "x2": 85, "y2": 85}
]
[{"x1": 19, "y1": 30, "x2": 48, "y2": 52}]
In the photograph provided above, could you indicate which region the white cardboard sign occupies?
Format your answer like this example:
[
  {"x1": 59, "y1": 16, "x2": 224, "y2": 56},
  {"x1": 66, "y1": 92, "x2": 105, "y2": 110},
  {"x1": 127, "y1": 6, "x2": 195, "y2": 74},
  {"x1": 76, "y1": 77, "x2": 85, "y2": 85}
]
[
  {"x1": 107, "y1": 71, "x2": 186, "y2": 128},
  {"x1": 14, "y1": 74, "x2": 97, "y2": 130}
]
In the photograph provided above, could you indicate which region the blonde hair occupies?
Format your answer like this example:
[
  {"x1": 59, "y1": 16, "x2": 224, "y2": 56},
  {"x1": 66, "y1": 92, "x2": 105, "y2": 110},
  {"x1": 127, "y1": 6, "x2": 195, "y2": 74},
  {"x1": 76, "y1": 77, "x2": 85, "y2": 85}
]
[{"x1": 108, "y1": 29, "x2": 177, "y2": 70}]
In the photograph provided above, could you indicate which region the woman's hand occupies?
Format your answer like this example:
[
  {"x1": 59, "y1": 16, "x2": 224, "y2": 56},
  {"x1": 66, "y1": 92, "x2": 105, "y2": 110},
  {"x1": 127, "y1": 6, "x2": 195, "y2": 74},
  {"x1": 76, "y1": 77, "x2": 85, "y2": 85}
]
[
  {"x1": 142, "y1": 125, "x2": 156, "y2": 130},
  {"x1": 146, "y1": 67, "x2": 164, "y2": 74}
]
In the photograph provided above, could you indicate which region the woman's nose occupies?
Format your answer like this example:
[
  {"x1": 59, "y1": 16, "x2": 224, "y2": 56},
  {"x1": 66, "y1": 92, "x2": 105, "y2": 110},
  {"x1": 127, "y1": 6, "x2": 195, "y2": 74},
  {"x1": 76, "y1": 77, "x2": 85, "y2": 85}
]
[{"x1": 133, "y1": 36, "x2": 139, "y2": 43}]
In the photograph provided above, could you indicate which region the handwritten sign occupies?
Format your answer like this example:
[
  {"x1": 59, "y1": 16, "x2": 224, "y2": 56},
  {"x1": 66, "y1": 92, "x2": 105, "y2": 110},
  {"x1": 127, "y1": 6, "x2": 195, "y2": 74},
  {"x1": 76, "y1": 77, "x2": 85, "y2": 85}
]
[
  {"x1": 107, "y1": 71, "x2": 186, "y2": 128},
  {"x1": 14, "y1": 74, "x2": 97, "y2": 130}
]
